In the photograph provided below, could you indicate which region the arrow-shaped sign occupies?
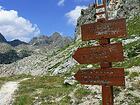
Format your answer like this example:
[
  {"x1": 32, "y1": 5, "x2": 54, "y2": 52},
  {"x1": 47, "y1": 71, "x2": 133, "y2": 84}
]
[
  {"x1": 72, "y1": 43, "x2": 124, "y2": 64},
  {"x1": 74, "y1": 68, "x2": 125, "y2": 86}
]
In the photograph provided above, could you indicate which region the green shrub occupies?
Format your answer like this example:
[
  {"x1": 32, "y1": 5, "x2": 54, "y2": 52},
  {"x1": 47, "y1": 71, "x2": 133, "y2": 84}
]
[
  {"x1": 75, "y1": 88, "x2": 91, "y2": 100},
  {"x1": 127, "y1": 16, "x2": 140, "y2": 36},
  {"x1": 129, "y1": 72, "x2": 139, "y2": 78}
]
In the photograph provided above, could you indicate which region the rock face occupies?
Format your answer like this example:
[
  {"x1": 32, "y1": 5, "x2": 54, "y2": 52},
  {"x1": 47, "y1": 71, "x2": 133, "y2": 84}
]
[
  {"x1": 75, "y1": 5, "x2": 96, "y2": 40},
  {"x1": 75, "y1": 0, "x2": 140, "y2": 40},
  {"x1": 107, "y1": 0, "x2": 140, "y2": 20},
  {"x1": 49, "y1": 32, "x2": 73, "y2": 48},
  {"x1": 30, "y1": 35, "x2": 50, "y2": 46}
]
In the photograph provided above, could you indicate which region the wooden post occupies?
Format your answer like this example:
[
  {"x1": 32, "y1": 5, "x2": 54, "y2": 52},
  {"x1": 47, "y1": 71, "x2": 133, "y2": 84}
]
[
  {"x1": 96, "y1": 0, "x2": 114, "y2": 105},
  {"x1": 102, "y1": 85, "x2": 113, "y2": 105},
  {"x1": 99, "y1": 39, "x2": 113, "y2": 105}
]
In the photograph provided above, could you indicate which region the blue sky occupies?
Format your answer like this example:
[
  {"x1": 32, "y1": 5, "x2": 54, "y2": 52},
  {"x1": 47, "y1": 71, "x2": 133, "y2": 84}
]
[{"x1": 0, "y1": 0, "x2": 96, "y2": 42}]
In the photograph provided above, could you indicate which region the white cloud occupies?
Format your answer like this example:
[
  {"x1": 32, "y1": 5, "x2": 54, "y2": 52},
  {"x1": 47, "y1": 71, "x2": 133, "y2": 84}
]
[
  {"x1": 0, "y1": 6, "x2": 40, "y2": 42},
  {"x1": 58, "y1": 0, "x2": 65, "y2": 6},
  {"x1": 65, "y1": 6, "x2": 87, "y2": 25}
]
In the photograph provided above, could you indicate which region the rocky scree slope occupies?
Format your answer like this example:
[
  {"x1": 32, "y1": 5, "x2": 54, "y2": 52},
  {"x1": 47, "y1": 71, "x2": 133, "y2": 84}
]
[{"x1": 0, "y1": 41, "x2": 79, "y2": 76}]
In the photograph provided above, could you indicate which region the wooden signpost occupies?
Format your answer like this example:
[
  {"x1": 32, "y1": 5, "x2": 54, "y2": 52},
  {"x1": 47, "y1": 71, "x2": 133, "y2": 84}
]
[{"x1": 72, "y1": 0, "x2": 127, "y2": 105}]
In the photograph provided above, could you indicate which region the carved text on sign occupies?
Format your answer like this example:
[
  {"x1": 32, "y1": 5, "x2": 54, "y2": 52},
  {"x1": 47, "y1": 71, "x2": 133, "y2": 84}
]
[
  {"x1": 72, "y1": 43, "x2": 124, "y2": 64},
  {"x1": 74, "y1": 68, "x2": 125, "y2": 86},
  {"x1": 81, "y1": 18, "x2": 127, "y2": 41}
]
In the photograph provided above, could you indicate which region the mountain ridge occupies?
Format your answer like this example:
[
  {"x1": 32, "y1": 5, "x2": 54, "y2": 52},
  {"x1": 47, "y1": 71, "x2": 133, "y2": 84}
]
[
  {"x1": 29, "y1": 32, "x2": 73, "y2": 48},
  {"x1": 0, "y1": 32, "x2": 73, "y2": 47}
]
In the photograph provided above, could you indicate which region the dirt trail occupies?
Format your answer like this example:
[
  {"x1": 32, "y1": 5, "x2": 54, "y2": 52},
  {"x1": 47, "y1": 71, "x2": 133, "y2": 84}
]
[{"x1": 0, "y1": 78, "x2": 30, "y2": 105}]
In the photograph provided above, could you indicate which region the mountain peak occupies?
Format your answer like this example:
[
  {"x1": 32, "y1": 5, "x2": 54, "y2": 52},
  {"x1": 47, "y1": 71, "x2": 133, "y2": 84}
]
[
  {"x1": 29, "y1": 35, "x2": 49, "y2": 46},
  {"x1": 50, "y1": 32, "x2": 62, "y2": 41},
  {"x1": 52, "y1": 32, "x2": 61, "y2": 35},
  {"x1": 29, "y1": 32, "x2": 73, "y2": 48}
]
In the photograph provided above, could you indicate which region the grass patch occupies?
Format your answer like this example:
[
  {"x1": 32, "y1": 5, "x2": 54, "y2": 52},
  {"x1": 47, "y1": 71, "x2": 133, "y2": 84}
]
[
  {"x1": 129, "y1": 72, "x2": 140, "y2": 78},
  {"x1": 75, "y1": 87, "x2": 91, "y2": 100},
  {"x1": 59, "y1": 95, "x2": 71, "y2": 105},
  {"x1": 13, "y1": 76, "x2": 75, "y2": 105},
  {"x1": 125, "y1": 71, "x2": 130, "y2": 76},
  {"x1": 127, "y1": 16, "x2": 140, "y2": 36},
  {"x1": 14, "y1": 95, "x2": 33, "y2": 105},
  {"x1": 124, "y1": 39, "x2": 140, "y2": 58},
  {"x1": 0, "y1": 74, "x2": 31, "y2": 87},
  {"x1": 113, "y1": 56, "x2": 140, "y2": 68}
]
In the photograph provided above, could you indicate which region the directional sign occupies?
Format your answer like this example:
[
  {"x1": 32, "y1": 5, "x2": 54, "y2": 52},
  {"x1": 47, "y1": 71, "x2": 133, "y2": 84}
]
[
  {"x1": 74, "y1": 68, "x2": 125, "y2": 86},
  {"x1": 81, "y1": 18, "x2": 127, "y2": 41},
  {"x1": 72, "y1": 43, "x2": 124, "y2": 64}
]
